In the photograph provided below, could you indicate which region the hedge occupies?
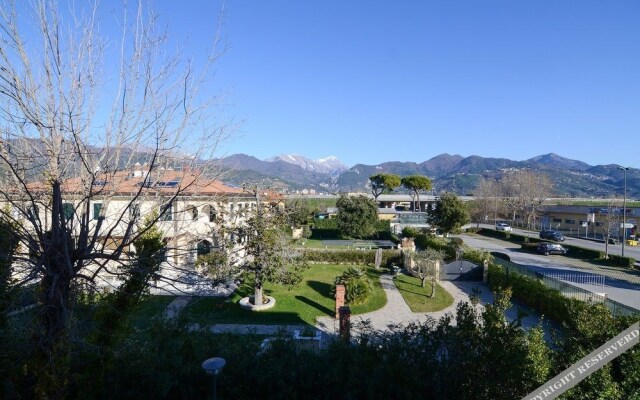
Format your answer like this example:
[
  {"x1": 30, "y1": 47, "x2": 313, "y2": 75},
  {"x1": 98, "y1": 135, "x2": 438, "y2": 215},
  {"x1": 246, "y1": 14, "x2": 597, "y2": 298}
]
[
  {"x1": 311, "y1": 218, "x2": 392, "y2": 240},
  {"x1": 604, "y1": 254, "x2": 636, "y2": 268},
  {"x1": 303, "y1": 249, "x2": 402, "y2": 268},
  {"x1": 487, "y1": 263, "x2": 573, "y2": 323}
]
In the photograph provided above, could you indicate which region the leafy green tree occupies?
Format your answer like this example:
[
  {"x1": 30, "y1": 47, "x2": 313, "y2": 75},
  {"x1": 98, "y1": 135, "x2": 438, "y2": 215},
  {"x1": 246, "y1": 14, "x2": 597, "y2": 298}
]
[
  {"x1": 91, "y1": 212, "x2": 165, "y2": 350},
  {"x1": 224, "y1": 190, "x2": 308, "y2": 306},
  {"x1": 401, "y1": 175, "x2": 432, "y2": 212},
  {"x1": 336, "y1": 195, "x2": 379, "y2": 239},
  {"x1": 0, "y1": 216, "x2": 18, "y2": 330},
  {"x1": 369, "y1": 173, "x2": 401, "y2": 202},
  {"x1": 285, "y1": 199, "x2": 313, "y2": 228},
  {"x1": 195, "y1": 249, "x2": 232, "y2": 286},
  {"x1": 431, "y1": 192, "x2": 470, "y2": 234},
  {"x1": 410, "y1": 249, "x2": 445, "y2": 292}
]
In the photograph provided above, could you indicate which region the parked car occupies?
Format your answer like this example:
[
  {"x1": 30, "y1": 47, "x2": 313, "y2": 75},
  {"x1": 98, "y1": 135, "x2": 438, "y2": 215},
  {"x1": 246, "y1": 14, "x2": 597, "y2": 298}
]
[
  {"x1": 536, "y1": 242, "x2": 568, "y2": 256},
  {"x1": 539, "y1": 230, "x2": 565, "y2": 242},
  {"x1": 495, "y1": 223, "x2": 513, "y2": 232}
]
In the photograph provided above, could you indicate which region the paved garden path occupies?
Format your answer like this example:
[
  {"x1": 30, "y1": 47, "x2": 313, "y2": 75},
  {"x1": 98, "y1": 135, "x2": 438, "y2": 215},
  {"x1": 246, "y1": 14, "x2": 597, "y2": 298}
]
[
  {"x1": 164, "y1": 274, "x2": 549, "y2": 342},
  {"x1": 164, "y1": 296, "x2": 192, "y2": 319},
  {"x1": 316, "y1": 273, "x2": 549, "y2": 336}
]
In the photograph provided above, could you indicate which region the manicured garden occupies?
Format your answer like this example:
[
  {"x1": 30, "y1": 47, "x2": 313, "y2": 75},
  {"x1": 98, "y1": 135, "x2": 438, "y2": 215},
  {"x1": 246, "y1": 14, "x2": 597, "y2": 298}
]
[
  {"x1": 393, "y1": 273, "x2": 454, "y2": 312},
  {"x1": 176, "y1": 264, "x2": 387, "y2": 326}
]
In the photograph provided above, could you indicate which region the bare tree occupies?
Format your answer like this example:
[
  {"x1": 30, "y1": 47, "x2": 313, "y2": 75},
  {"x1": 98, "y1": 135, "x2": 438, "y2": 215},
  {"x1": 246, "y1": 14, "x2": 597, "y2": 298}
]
[
  {"x1": 600, "y1": 200, "x2": 622, "y2": 259},
  {"x1": 471, "y1": 177, "x2": 503, "y2": 226},
  {"x1": 0, "y1": 1, "x2": 228, "y2": 396},
  {"x1": 501, "y1": 171, "x2": 553, "y2": 229}
]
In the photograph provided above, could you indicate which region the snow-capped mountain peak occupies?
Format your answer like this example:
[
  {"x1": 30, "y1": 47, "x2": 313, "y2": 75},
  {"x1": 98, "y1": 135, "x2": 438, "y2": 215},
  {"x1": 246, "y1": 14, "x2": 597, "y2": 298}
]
[{"x1": 265, "y1": 154, "x2": 348, "y2": 174}]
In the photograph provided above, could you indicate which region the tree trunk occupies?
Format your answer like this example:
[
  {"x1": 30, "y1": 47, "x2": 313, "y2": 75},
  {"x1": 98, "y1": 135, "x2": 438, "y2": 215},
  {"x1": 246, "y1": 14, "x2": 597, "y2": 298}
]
[
  {"x1": 421, "y1": 276, "x2": 426, "y2": 288},
  {"x1": 254, "y1": 284, "x2": 264, "y2": 306},
  {"x1": 431, "y1": 278, "x2": 436, "y2": 298},
  {"x1": 34, "y1": 181, "x2": 74, "y2": 399}
]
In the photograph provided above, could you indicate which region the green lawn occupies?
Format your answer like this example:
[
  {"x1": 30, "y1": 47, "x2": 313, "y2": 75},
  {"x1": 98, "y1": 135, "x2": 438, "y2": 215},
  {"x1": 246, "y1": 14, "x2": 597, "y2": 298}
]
[
  {"x1": 394, "y1": 273, "x2": 454, "y2": 313},
  {"x1": 127, "y1": 295, "x2": 175, "y2": 328},
  {"x1": 297, "y1": 239, "x2": 328, "y2": 248},
  {"x1": 179, "y1": 264, "x2": 387, "y2": 326}
]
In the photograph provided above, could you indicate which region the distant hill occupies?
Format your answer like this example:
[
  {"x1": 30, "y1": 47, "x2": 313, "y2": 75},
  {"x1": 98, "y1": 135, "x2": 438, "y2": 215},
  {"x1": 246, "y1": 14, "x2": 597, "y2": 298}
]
[{"x1": 215, "y1": 152, "x2": 639, "y2": 198}]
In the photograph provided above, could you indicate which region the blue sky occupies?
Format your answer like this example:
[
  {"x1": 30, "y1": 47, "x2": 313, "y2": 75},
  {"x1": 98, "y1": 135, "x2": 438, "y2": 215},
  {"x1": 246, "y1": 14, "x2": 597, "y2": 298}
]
[{"x1": 31, "y1": 1, "x2": 640, "y2": 168}]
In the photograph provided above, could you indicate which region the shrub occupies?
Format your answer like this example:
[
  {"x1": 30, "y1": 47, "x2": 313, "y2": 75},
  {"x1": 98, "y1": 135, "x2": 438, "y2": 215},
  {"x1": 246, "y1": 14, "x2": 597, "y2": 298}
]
[
  {"x1": 463, "y1": 248, "x2": 492, "y2": 265},
  {"x1": 334, "y1": 267, "x2": 372, "y2": 306},
  {"x1": 487, "y1": 264, "x2": 572, "y2": 322},
  {"x1": 402, "y1": 227, "x2": 419, "y2": 238},
  {"x1": 604, "y1": 254, "x2": 636, "y2": 269},
  {"x1": 414, "y1": 234, "x2": 460, "y2": 259}
]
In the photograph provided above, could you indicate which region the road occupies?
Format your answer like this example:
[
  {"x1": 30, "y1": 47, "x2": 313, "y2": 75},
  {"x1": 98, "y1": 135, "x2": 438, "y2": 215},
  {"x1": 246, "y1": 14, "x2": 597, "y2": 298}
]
[
  {"x1": 478, "y1": 224, "x2": 640, "y2": 264},
  {"x1": 459, "y1": 233, "x2": 640, "y2": 311}
]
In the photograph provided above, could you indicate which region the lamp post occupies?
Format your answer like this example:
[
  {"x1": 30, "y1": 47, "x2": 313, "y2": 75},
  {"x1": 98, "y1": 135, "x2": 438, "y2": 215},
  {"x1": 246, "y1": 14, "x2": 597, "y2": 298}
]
[
  {"x1": 618, "y1": 167, "x2": 630, "y2": 257},
  {"x1": 202, "y1": 357, "x2": 226, "y2": 400}
]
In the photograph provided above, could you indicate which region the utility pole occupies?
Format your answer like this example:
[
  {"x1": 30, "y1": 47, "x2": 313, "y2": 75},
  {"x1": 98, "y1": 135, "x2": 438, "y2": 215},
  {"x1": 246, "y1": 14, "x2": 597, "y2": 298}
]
[{"x1": 618, "y1": 167, "x2": 630, "y2": 257}]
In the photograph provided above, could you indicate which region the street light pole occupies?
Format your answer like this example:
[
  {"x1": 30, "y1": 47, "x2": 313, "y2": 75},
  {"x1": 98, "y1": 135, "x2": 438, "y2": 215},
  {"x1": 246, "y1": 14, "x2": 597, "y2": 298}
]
[
  {"x1": 618, "y1": 167, "x2": 630, "y2": 258},
  {"x1": 202, "y1": 357, "x2": 226, "y2": 400}
]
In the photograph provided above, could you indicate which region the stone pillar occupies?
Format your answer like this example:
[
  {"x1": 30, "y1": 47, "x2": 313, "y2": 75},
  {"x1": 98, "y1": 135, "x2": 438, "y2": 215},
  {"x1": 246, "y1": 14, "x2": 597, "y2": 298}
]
[
  {"x1": 339, "y1": 306, "x2": 351, "y2": 341},
  {"x1": 335, "y1": 285, "x2": 345, "y2": 318},
  {"x1": 482, "y1": 260, "x2": 489, "y2": 283},
  {"x1": 374, "y1": 248, "x2": 383, "y2": 269}
]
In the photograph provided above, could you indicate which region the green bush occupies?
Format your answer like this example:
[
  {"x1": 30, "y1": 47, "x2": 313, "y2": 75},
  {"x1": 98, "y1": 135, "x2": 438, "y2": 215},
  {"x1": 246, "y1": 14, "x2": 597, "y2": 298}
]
[
  {"x1": 520, "y1": 242, "x2": 539, "y2": 251},
  {"x1": 562, "y1": 244, "x2": 600, "y2": 259},
  {"x1": 604, "y1": 254, "x2": 636, "y2": 268},
  {"x1": 487, "y1": 264, "x2": 572, "y2": 322},
  {"x1": 414, "y1": 234, "x2": 463, "y2": 259},
  {"x1": 402, "y1": 227, "x2": 419, "y2": 238},
  {"x1": 463, "y1": 248, "x2": 492, "y2": 265},
  {"x1": 334, "y1": 267, "x2": 372, "y2": 306}
]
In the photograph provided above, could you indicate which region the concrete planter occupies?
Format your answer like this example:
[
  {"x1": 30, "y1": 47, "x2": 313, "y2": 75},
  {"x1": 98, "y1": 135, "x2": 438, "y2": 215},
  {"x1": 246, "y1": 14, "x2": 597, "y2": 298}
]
[{"x1": 239, "y1": 295, "x2": 276, "y2": 311}]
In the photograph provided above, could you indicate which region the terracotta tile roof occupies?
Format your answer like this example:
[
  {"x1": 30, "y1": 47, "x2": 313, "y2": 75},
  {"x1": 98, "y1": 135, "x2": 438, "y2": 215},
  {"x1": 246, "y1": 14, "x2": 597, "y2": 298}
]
[{"x1": 26, "y1": 168, "x2": 247, "y2": 197}]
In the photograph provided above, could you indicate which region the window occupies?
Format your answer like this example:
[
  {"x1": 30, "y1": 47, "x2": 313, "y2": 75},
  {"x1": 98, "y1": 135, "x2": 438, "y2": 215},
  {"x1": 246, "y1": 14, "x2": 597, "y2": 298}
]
[
  {"x1": 160, "y1": 202, "x2": 173, "y2": 221},
  {"x1": 565, "y1": 219, "x2": 575, "y2": 224},
  {"x1": 552, "y1": 218, "x2": 562, "y2": 223},
  {"x1": 196, "y1": 240, "x2": 212, "y2": 256},
  {"x1": 208, "y1": 205, "x2": 216, "y2": 222},
  {"x1": 62, "y1": 203, "x2": 74, "y2": 221},
  {"x1": 190, "y1": 206, "x2": 199, "y2": 221},
  {"x1": 93, "y1": 203, "x2": 103, "y2": 220}
]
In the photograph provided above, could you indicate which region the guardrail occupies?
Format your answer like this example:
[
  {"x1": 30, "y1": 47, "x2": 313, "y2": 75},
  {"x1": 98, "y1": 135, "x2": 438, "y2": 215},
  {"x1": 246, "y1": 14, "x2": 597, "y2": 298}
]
[{"x1": 492, "y1": 258, "x2": 639, "y2": 317}]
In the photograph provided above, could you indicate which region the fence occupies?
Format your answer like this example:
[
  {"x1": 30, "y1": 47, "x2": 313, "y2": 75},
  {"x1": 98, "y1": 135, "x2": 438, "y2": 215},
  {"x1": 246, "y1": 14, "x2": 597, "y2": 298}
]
[
  {"x1": 493, "y1": 258, "x2": 639, "y2": 317},
  {"x1": 542, "y1": 273, "x2": 606, "y2": 291}
]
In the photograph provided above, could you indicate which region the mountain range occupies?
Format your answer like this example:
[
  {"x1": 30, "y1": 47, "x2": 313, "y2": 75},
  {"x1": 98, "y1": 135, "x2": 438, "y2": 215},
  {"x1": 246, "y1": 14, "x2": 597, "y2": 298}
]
[{"x1": 216, "y1": 153, "x2": 639, "y2": 198}]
